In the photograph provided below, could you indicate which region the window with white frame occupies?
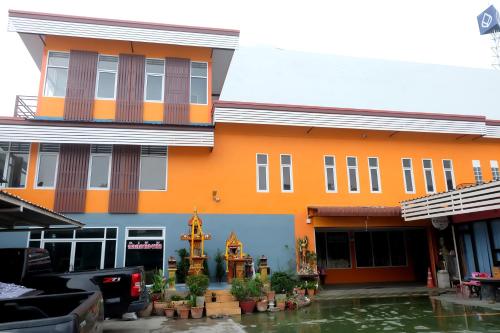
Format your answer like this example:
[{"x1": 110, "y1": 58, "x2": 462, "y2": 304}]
[
  {"x1": 256, "y1": 154, "x2": 269, "y2": 192},
  {"x1": 145, "y1": 59, "x2": 165, "y2": 102},
  {"x1": 88, "y1": 145, "x2": 112, "y2": 189},
  {"x1": 0, "y1": 142, "x2": 30, "y2": 188},
  {"x1": 36, "y1": 144, "x2": 59, "y2": 188},
  {"x1": 280, "y1": 154, "x2": 293, "y2": 192},
  {"x1": 139, "y1": 146, "x2": 167, "y2": 190},
  {"x1": 402, "y1": 158, "x2": 415, "y2": 193},
  {"x1": 44, "y1": 51, "x2": 69, "y2": 97},
  {"x1": 368, "y1": 157, "x2": 381, "y2": 193},
  {"x1": 96, "y1": 55, "x2": 118, "y2": 99},
  {"x1": 422, "y1": 159, "x2": 436, "y2": 193},
  {"x1": 491, "y1": 160, "x2": 500, "y2": 181},
  {"x1": 190, "y1": 62, "x2": 207, "y2": 104},
  {"x1": 324, "y1": 156, "x2": 337, "y2": 192},
  {"x1": 442, "y1": 159, "x2": 455, "y2": 191},
  {"x1": 473, "y1": 160, "x2": 483, "y2": 184},
  {"x1": 347, "y1": 156, "x2": 359, "y2": 192}
]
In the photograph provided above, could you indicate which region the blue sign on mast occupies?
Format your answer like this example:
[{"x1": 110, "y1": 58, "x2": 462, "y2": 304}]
[{"x1": 477, "y1": 5, "x2": 500, "y2": 35}]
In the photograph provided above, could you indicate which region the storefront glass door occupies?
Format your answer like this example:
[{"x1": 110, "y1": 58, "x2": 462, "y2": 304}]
[
  {"x1": 44, "y1": 241, "x2": 72, "y2": 273},
  {"x1": 74, "y1": 242, "x2": 103, "y2": 271}
]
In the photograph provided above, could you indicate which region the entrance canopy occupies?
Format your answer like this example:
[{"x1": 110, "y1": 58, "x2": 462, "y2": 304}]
[
  {"x1": 0, "y1": 190, "x2": 83, "y2": 230},
  {"x1": 308, "y1": 206, "x2": 401, "y2": 217}
]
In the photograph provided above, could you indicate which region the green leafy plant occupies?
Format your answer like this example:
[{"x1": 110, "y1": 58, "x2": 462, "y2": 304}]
[
  {"x1": 203, "y1": 259, "x2": 210, "y2": 278},
  {"x1": 186, "y1": 274, "x2": 210, "y2": 297},
  {"x1": 230, "y1": 278, "x2": 250, "y2": 301},
  {"x1": 305, "y1": 280, "x2": 317, "y2": 290},
  {"x1": 214, "y1": 249, "x2": 226, "y2": 283},
  {"x1": 170, "y1": 295, "x2": 183, "y2": 301},
  {"x1": 247, "y1": 277, "x2": 263, "y2": 298},
  {"x1": 270, "y1": 271, "x2": 297, "y2": 295},
  {"x1": 150, "y1": 269, "x2": 167, "y2": 300},
  {"x1": 176, "y1": 248, "x2": 190, "y2": 283}
]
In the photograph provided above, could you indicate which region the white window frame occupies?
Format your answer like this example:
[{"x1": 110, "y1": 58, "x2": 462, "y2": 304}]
[
  {"x1": 346, "y1": 156, "x2": 360, "y2": 193},
  {"x1": 43, "y1": 50, "x2": 69, "y2": 97},
  {"x1": 491, "y1": 160, "x2": 500, "y2": 181},
  {"x1": 472, "y1": 160, "x2": 483, "y2": 184},
  {"x1": 324, "y1": 155, "x2": 338, "y2": 193},
  {"x1": 144, "y1": 58, "x2": 165, "y2": 103},
  {"x1": 190, "y1": 61, "x2": 208, "y2": 105},
  {"x1": 422, "y1": 159, "x2": 436, "y2": 194},
  {"x1": 139, "y1": 147, "x2": 168, "y2": 192},
  {"x1": 441, "y1": 159, "x2": 456, "y2": 191},
  {"x1": 368, "y1": 157, "x2": 382, "y2": 193},
  {"x1": 280, "y1": 154, "x2": 294, "y2": 193},
  {"x1": 0, "y1": 142, "x2": 31, "y2": 190},
  {"x1": 401, "y1": 158, "x2": 416, "y2": 194},
  {"x1": 95, "y1": 54, "x2": 119, "y2": 100},
  {"x1": 34, "y1": 145, "x2": 59, "y2": 189},
  {"x1": 123, "y1": 227, "x2": 166, "y2": 272},
  {"x1": 256, "y1": 153, "x2": 269, "y2": 193},
  {"x1": 87, "y1": 147, "x2": 113, "y2": 190}
]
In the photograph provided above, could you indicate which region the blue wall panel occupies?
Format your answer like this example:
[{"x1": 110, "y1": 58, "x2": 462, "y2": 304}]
[{"x1": 0, "y1": 231, "x2": 29, "y2": 248}]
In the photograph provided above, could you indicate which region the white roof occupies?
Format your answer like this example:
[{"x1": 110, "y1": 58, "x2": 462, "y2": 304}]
[{"x1": 220, "y1": 46, "x2": 500, "y2": 120}]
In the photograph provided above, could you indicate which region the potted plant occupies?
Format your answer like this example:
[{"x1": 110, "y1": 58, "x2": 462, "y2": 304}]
[
  {"x1": 275, "y1": 293, "x2": 286, "y2": 310},
  {"x1": 296, "y1": 281, "x2": 306, "y2": 296},
  {"x1": 231, "y1": 278, "x2": 256, "y2": 314},
  {"x1": 186, "y1": 274, "x2": 209, "y2": 308},
  {"x1": 306, "y1": 280, "x2": 316, "y2": 298},
  {"x1": 177, "y1": 304, "x2": 190, "y2": 319},
  {"x1": 164, "y1": 301, "x2": 175, "y2": 318},
  {"x1": 151, "y1": 269, "x2": 168, "y2": 315},
  {"x1": 256, "y1": 297, "x2": 268, "y2": 312},
  {"x1": 189, "y1": 297, "x2": 204, "y2": 319},
  {"x1": 271, "y1": 271, "x2": 296, "y2": 305}
]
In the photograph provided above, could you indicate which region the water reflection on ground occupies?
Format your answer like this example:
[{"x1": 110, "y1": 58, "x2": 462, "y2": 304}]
[{"x1": 239, "y1": 297, "x2": 500, "y2": 333}]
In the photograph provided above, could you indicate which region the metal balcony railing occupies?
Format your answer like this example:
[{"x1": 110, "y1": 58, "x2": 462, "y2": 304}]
[{"x1": 14, "y1": 95, "x2": 37, "y2": 119}]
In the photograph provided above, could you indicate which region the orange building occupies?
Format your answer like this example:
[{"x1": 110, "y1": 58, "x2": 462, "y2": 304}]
[{"x1": 1, "y1": 10, "x2": 500, "y2": 285}]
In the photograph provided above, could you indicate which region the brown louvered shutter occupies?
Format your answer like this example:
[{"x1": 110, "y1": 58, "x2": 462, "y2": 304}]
[
  {"x1": 164, "y1": 58, "x2": 190, "y2": 124},
  {"x1": 109, "y1": 145, "x2": 140, "y2": 213},
  {"x1": 54, "y1": 144, "x2": 90, "y2": 213},
  {"x1": 115, "y1": 54, "x2": 145, "y2": 123},
  {"x1": 64, "y1": 50, "x2": 98, "y2": 121}
]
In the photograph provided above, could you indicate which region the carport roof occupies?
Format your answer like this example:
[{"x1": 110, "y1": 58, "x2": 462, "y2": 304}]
[{"x1": 0, "y1": 190, "x2": 84, "y2": 230}]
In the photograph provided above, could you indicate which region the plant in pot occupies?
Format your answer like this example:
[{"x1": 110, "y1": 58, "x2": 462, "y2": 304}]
[
  {"x1": 271, "y1": 271, "x2": 296, "y2": 309},
  {"x1": 275, "y1": 293, "x2": 286, "y2": 310},
  {"x1": 296, "y1": 281, "x2": 306, "y2": 296},
  {"x1": 176, "y1": 295, "x2": 191, "y2": 319},
  {"x1": 164, "y1": 301, "x2": 175, "y2": 318},
  {"x1": 306, "y1": 280, "x2": 317, "y2": 298},
  {"x1": 231, "y1": 278, "x2": 256, "y2": 314},
  {"x1": 151, "y1": 269, "x2": 168, "y2": 315},
  {"x1": 186, "y1": 274, "x2": 209, "y2": 308}
]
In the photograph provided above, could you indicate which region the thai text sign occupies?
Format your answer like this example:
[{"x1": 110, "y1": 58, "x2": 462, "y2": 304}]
[{"x1": 127, "y1": 240, "x2": 163, "y2": 250}]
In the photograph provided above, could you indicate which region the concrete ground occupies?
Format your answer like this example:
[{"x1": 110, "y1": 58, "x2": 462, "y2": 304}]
[
  {"x1": 431, "y1": 292, "x2": 500, "y2": 311},
  {"x1": 316, "y1": 283, "x2": 446, "y2": 300}
]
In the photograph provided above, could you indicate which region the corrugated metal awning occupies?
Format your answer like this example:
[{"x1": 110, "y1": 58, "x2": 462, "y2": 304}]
[{"x1": 308, "y1": 206, "x2": 401, "y2": 217}]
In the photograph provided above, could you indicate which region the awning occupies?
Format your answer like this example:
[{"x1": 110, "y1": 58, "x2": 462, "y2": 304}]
[
  {"x1": 0, "y1": 191, "x2": 84, "y2": 230},
  {"x1": 308, "y1": 206, "x2": 401, "y2": 217}
]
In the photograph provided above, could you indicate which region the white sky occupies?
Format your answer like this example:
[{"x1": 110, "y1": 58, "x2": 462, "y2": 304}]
[{"x1": 0, "y1": 0, "x2": 498, "y2": 117}]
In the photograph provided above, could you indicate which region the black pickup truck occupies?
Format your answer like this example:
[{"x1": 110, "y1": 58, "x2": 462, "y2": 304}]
[{"x1": 0, "y1": 248, "x2": 149, "y2": 318}]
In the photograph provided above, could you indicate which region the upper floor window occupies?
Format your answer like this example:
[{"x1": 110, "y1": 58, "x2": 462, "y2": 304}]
[
  {"x1": 402, "y1": 158, "x2": 415, "y2": 193},
  {"x1": 472, "y1": 160, "x2": 483, "y2": 184},
  {"x1": 256, "y1": 154, "x2": 269, "y2": 192},
  {"x1": 0, "y1": 142, "x2": 30, "y2": 188},
  {"x1": 280, "y1": 154, "x2": 293, "y2": 192},
  {"x1": 442, "y1": 159, "x2": 455, "y2": 191},
  {"x1": 96, "y1": 55, "x2": 118, "y2": 99},
  {"x1": 491, "y1": 160, "x2": 500, "y2": 181},
  {"x1": 88, "y1": 145, "x2": 112, "y2": 189},
  {"x1": 140, "y1": 146, "x2": 167, "y2": 190},
  {"x1": 368, "y1": 157, "x2": 381, "y2": 193},
  {"x1": 36, "y1": 144, "x2": 60, "y2": 188},
  {"x1": 44, "y1": 51, "x2": 69, "y2": 97},
  {"x1": 190, "y1": 62, "x2": 208, "y2": 104},
  {"x1": 145, "y1": 59, "x2": 165, "y2": 102},
  {"x1": 422, "y1": 159, "x2": 436, "y2": 193},
  {"x1": 324, "y1": 155, "x2": 337, "y2": 193},
  {"x1": 346, "y1": 156, "x2": 359, "y2": 193}
]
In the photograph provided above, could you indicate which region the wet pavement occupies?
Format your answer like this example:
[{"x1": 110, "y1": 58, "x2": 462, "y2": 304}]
[{"x1": 104, "y1": 296, "x2": 500, "y2": 332}]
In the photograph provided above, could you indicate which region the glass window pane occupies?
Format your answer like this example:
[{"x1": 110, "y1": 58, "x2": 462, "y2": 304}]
[
  {"x1": 48, "y1": 52, "x2": 69, "y2": 67},
  {"x1": 75, "y1": 228, "x2": 105, "y2": 239},
  {"x1": 37, "y1": 154, "x2": 58, "y2": 187},
  {"x1": 140, "y1": 156, "x2": 166, "y2": 190},
  {"x1": 326, "y1": 168, "x2": 335, "y2": 191},
  {"x1": 325, "y1": 156, "x2": 334, "y2": 166},
  {"x1": 281, "y1": 155, "x2": 291, "y2": 165},
  {"x1": 349, "y1": 169, "x2": 358, "y2": 191},
  {"x1": 45, "y1": 67, "x2": 68, "y2": 97},
  {"x1": 44, "y1": 242, "x2": 71, "y2": 273},
  {"x1": 0, "y1": 151, "x2": 6, "y2": 185},
  {"x1": 443, "y1": 160, "x2": 451, "y2": 169},
  {"x1": 402, "y1": 159, "x2": 411, "y2": 168},
  {"x1": 423, "y1": 160, "x2": 432, "y2": 168},
  {"x1": 326, "y1": 232, "x2": 350, "y2": 268},
  {"x1": 125, "y1": 240, "x2": 164, "y2": 284},
  {"x1": 445, "y1": 170, "x2": 454, "y2": 190},
  {"x1": 44, "y1": 230, "x2": 74, "y2": 239},
  {"x1": 258, "y1": 166, "x2": 267, "y2": 191},
  {"x1": 347, "y1": 157, "x2": 357, "y2": 167},
  {"x1": 98, "y1": 56, "x2": 118, "y2": 71},
  {"x1": 368, "y1": 158, "x2": 378, "y2": 167},
  {"x1": 128, "y1": 229, "x2": 163, "y2": 238},
  {"x1": 315, "y1": 232, "x2": 327, "y2": 268},
  {"x1": 104, "y1": 240, "x2": 116, "y2": 268},
  {"x1": 146, "y1": 59, "x2": 164, "y2": 74},
  {"x1": 97, "y1": 72, "x2": 116, "y2": 98},
  {"x1": 106, "y1": 228, "x2": 117, "y2": 239},
  {"x1": 257, "y1": 154, "x2": 267, "y2": 164},
  {"x1": 282, "y1": 166, "x2": 291, "y2": 191},
  {"x1": 404, "y1": 170, "x2": 414, "y2": 192},
  {"x1": 146, "y1": 75, "x2": 163, "y2": 101},
  {"x1": 191, "y1": 62, "x2": 207, "y2": 77},
  {"x1": 190, "y1": 77, "x2": 207, "y2": 104},
  {"x1": 372, "y1": 232, "x2": 390, "y2": 266},
  {"x1": 425, "y1": 170, "x2": 434, "y2": 192},
  {"x1": 30, "y1": 230, "x2": 42, "y2": 239},
  {"x1": 7, "y1": 153, "x2": 29, "y2": 188},
  {"x1": 370, "y1": 169, "x2": 379, "y2": 191},
  {"x1": 355, "y1": 232, "x2": 373, "y2": 267},
  {"x1": 89, "y1": 155, "x2": 110, "y2": 188},
  {"x1": 29, "y1": 241, "x2": 40, "y2": 248},
  {"x1": 74, "y1": 242, "x2": 102, "y2": 271},
  {"x1": 389, "y1": 231, "x2": 406, "y2": 266}
]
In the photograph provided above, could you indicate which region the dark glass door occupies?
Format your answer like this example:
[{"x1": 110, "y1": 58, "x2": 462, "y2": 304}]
[
  {"x1": 74, "y1": 242, "x2": 103, "y2": 271},
  {"x1": 44, "y1": 242, "x2": 72, "y2": 273}
]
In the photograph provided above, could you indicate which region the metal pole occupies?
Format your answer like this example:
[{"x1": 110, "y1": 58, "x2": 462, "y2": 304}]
[{"x1": 451, "y1": 224, "x2": 462, "y2": 283}]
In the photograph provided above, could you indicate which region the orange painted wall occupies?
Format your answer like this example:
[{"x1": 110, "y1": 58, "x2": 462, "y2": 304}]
[{"x1": 36, "y1": 36, "x2": 212, "y2": 123}]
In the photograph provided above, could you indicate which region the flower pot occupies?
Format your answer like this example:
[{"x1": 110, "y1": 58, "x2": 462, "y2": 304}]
[
  {"x1": 307, "y1": 289, "x2": 315, "y2": 297},
  {"x1": 256, "y1": 300, "x2": 268, "y2": 312},
  {"x1": 276, "y1": 300, "x2": 286, "y2": 311},
  {"x1": 297, "y1": 289, "x2": 306, "y2": 296},
  {"x1": 138, "y1": 303, "x2": 153, "y2": 317},
  {"x1": 177, "y1": 307, "x2": 190, "y2": 319},
  {"x1": 239, "y1": 299, "x2": 256, "y2": 314},
  {"x1": 153, "y1": 301, "x2": 168, "y2": 315},
  {"x1": 164, "y1": 307, "x2": 175, "y2": 318},
  {"x1": 151, "y1": 293, "x2": 162, "y2": 302},
  {"x1": 195, "y1": 296, "x2": 205, "y2": 308},
  {"x1": 190, "y1": 306, "x2": 204, "y2": 319},
  {"x1": 266, "y1": 291, "x2": 276, "y2": 302}
]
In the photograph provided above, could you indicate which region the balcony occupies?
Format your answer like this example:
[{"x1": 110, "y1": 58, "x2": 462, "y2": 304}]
[{"x1": 13, "y1": 95, "x2": 37, "y2": 119}]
